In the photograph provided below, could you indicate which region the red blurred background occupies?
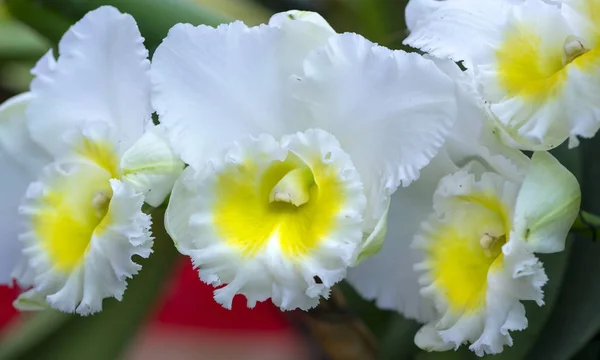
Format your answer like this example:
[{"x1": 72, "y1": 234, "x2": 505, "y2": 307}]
[{"x1": 0, "y1": 258, "x2": 309, "y2": 360}]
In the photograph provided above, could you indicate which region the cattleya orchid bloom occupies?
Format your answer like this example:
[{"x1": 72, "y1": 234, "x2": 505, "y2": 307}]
[
  {"x1": 0, "y1": 6, "x2": 182, "y2": 315},
  {"x1": 347, "y1": 62, "x2": 581, "y2": 356},
  {"x1": 151, "y1": 11, "x2": 458, "y2": 310},
  {"x1": 404, "y1": 0, "x2": 600, "y2": 150}
]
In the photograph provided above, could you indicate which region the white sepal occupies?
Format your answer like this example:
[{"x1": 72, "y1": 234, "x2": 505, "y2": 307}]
[
  {"x1": 513, "y1": 151, "x2": 580, "y2": 253},
  {"x1": 0, "y1": 93, "x2": 49, "y2": 285},
  {"x1": 121, "y1": 125, "x2": 184, "y2": 207}
]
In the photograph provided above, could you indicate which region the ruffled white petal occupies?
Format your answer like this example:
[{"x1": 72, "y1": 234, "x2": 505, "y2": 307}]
[
  {"x1": 294, "y1": 32, "x2": 456, "y2": 226},
  {"x1": 120, "y1": 125, "x2": 184, "y2": 207},
  {"x1": 413, "y1": 169, "x2": 549, "y2": 356},
  {"x1": 0, "y1": 94, "x2": 49, "y2": 284},
  {"x1": 466, "y1": 237, "x2": 546, "y2": 356},
  {"x1": 151, "y1": 21, "x2": 314, "y2": 168},
  {"x1": 166, "y1": 129, "x2": 366, "y2": 310},
  {"x1": 17, "y1": 163, "x2": 152, "y2": 315},
  {"x1": 513, "y1": 152, "x2": 580, "y2": 254},
  {"x1": 28, "y1": 6, "x2": 151, "y2": 157}
]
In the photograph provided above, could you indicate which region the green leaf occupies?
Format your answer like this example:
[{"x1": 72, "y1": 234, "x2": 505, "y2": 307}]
[
  {"x1": 326, "y1": 0, "x2": 411, "y2": 50},
  {"x1": 190, "y1": 0, "x2": 271, "y2": 26},
  {"x1": 0, "y1": 209, "x2": 181, "y2": 360},
  {"x1": 5, "y1": 0, "x2": 72, "y2": 45},
  {"x1": 339, "y1": 281, "x2": 394, "y2": 339},
  {"x1": 0, "y1": 20, "x2": 49, "y2": 61},
  {"x1": 36, "y1": 0, "x2": 231, "y2": 53},
  {"x1": 378, "y1": 316, "x2": 421, "y2": 360},
  {"x1": 573, "y1": 341, "x2": 600, "y2": 360},
  {"x1": 338, "y1": 281, "x2": 421, "y2": 359}
]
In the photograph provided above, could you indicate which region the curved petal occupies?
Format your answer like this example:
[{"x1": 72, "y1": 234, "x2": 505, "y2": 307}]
[
  {"x1": 0, "y1": 94, "x2": 49, "y2": 284},
  {"x1": 268, "y1": 10, "x2": 335, "y2": 53},
  {"x1": 346, "y1": 150, "x2": 458, "y2": 322},
  {"x1": 28, "y1": 6, "x2": 151, "y2": 157},
  {"x1": 431, "y1": 58, "x2": 530, "y2": 180},
  {"x1": 513, "y1": 151, "x2": 580, "y2": 254},
  {"x1": 0, "y1": 154, "x2": 30, "y2": 285},
  {"x1": 0, "y1": 93, "x2": 50, "y2": 172},
  {"x1": 294, "y1": 33, "x2": 456, "y2": 225},
  {"x1": 405, "y1": 0, "x2": 446, "y2": 31},
  {"x1": 120, "y1": 125, "x2": 184, "y2": 207},
  {"x1": 404, "y1": 0, "x2": 510, "y2": 65},
  {"x1": 151, "y1": 20, "x2": 323, "y2": 169}
]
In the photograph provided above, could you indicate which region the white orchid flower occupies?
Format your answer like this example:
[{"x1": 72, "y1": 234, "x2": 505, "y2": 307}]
[
  {"x1": 0, "y1": 6, "x2": 183, "y2": 315},
  {"x1": 404, "y1": 0, "x2": 600, "y2": 150},
  {"x1": 151, "y1": 11, "x2": 458, "y2": 310},
  {"x1": 347, "y1": 62, "x2": 581, "y2": 356}
]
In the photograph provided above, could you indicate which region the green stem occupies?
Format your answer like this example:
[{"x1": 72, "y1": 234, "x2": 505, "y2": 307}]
[{"x1": 571, "y1": 211, "x2": 600, "y2": 238}]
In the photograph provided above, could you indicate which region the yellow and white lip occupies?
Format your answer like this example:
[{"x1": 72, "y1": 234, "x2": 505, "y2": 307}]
[
  {"x1": 481, "y1": 0, "x2": 600, "y2": 149},
  {"x1": 404, "y1": 0, "x2": 600, "y2": 150},
  {"x1": 15, "y1": 131, "x2": 153, "y2": 315},
  {"x1": 166, "y1": 129, "x2": 366, "y2": 310},
  {"x1": 413, "y1": 170, "x2": 547, "y2": 356}
]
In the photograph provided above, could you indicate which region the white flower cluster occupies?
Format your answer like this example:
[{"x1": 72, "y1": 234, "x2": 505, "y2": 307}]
[{"x1": 0, "y1": 1, "x2": 589, "y2": 355}]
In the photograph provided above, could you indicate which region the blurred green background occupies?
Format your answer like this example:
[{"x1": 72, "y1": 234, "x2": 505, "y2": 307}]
[{"x1": 1, "y1": 0, "x2": 600, "y2": 359}]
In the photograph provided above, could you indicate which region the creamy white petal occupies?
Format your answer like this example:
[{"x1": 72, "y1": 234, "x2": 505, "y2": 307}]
[
  {"x1": 414, "y1": 323, "x2": 456, "y2": 352},
  {"x1": 0, "y1": 94, "x2": 49, "y2": 285},
  {"x1": 404, "y1": 0, "x2": 510, "y2": 64},
  {"x1": 294, "y1": 32, "x2": 456, "y2": 226},
  {"x1": 270, "y1": 10, "x2": 335, "y2": 33},
  {"x1": 0, "y1": 93, "x2": 50, "y2": 172},
  {"x1": 562, "y1": 0, "x2": 600, "y2": 45},
  {"x1": 354, "y1": 198, "x2": 389, "y2": 264},
  {"x1": 151, "y1": 21, "x2": 314, "y2": 168},
  {"x1": 430, "y1": 58, "x2": 530, "y2": 179},
  {"x1": 0, "y1": 153, "x2": 30, "y2": 286},
  {"x1": 28, "y1": 6, "x2": 151, "y2": 157},
  {"x1": 268, "y1": 10, "x2": 336, "y2": 70},
  {"x1": 405, "y1": 0, "x2": 447, "y2": 31},
  {"x1": 513, "y1": 152, "x2": 580, "y2": 253},
  {"x1": 166, "y1": 130, "x2": 366, "y2": 310},
  {"x1": 17, "y1": 160, "x2": 153, "y2": 315},
  {"x1": 120, "y1": 125, "x2": 184, "y2": 207}
]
